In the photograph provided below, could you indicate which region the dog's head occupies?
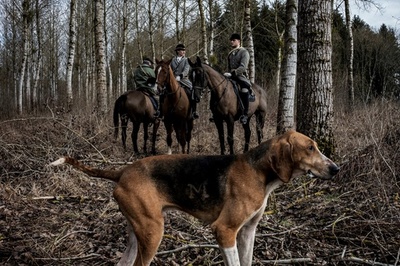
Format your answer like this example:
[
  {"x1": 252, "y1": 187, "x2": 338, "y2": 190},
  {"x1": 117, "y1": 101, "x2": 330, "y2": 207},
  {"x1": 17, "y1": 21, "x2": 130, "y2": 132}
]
[{"x1": 271, "y1": 130, "x2": 340, "y2": 183}]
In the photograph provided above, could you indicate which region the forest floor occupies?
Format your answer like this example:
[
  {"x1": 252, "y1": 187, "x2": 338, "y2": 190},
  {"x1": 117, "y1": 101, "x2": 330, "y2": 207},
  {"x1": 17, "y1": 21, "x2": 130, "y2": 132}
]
[{"x1": 1, "y1": 100, "x2": 399, "y2": 266}]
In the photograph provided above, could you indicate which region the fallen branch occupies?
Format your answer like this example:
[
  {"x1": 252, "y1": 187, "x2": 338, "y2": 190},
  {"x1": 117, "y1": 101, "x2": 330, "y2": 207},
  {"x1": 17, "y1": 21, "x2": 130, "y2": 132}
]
[
  {"x1": 34, "y1": 253, "x2": 102, "y2": 261},
  {"x1": 156, "y1": 244, "x2": 219, "y2": 256},
  {"x1": 259, "y1": 258, "x2": 313, "y2": 264},
  {"x1": 345, "y1": 256, "x2": 396, "y2": 266}
]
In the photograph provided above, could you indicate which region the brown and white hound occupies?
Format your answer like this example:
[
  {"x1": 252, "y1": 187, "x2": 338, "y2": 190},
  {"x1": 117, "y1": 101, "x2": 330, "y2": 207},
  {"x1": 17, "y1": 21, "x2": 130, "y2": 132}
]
[{"x1": 50, "y1": 130, "x2": 339, "y2": 266}]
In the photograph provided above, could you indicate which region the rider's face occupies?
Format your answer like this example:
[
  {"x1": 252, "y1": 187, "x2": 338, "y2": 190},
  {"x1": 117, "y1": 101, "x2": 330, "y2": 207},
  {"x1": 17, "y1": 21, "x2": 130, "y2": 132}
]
[
  {"x1": 177, "y1": 49, "x2": 186, "y2": 56},
  {"x1": 230, "y1": 39, "x2": 240, "y2": 48}
]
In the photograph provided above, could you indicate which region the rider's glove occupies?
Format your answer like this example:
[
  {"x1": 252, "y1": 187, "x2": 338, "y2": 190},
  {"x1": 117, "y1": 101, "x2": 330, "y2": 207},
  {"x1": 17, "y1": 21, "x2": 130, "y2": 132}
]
[{"x1": 175, "y1": 75, "x2": 181, "y2": 81}]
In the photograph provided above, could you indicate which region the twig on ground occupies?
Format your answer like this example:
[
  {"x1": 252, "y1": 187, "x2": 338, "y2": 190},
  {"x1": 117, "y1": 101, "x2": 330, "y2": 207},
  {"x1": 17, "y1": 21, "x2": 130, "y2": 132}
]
[
  {"x1": 156, "y1": 244, "x2": 219, "y2": 256},
  {"x1": 259, "y1": 258, "x2": 313, "y2": 264}
]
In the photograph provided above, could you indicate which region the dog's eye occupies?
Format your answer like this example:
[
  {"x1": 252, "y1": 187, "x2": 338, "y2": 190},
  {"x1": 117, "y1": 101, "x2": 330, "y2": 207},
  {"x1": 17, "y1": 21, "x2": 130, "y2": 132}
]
[{"x1": 308, "y1": 145, "x2": 314, "y2": 151}]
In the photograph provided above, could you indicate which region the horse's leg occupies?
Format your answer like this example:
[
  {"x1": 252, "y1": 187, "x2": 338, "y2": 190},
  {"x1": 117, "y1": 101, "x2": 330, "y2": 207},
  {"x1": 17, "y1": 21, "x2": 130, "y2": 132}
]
[
  {"x1": 226, "y1": 117, "x2": 235, "y2": 155},
  {"x1": 214, "y1": 119, "x2": 226, "y2": 155},
  {"x1": 121, "y1": 117, "x2": 128, "y2": 151},
  {"x1": 255, "y1": 111, "x2": 265, "y2": 144},
  {"x1": 132, "y1": 121, "x2": 141, "y2": 155},
  {"x1": 242, "y1": 118, "x2": 251, "y2": 152},
  {"x1": 173, "y1": 122, "x2": 186, "y2": 154},
  {"x1": 142, "y1": 122, "x2": 149, "y2": 154},
  {"x1": 165, "y1": 122, "x2": 174, "y2": 155},
  {"x1": 151, "y1": 121, "x2": 160, "y2": 155},
  {"x1": 185, "y1": 119, "x2": 194, "y2": 154}
]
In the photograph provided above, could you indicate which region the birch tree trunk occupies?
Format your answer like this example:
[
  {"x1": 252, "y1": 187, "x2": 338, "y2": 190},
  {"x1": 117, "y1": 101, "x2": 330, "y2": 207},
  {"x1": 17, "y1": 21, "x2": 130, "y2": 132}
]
[
  {"x1": 120, "y1": 0, "x2": 127, "y2": 93},
  {"x1": 274, "y1": 1, "x2": 285, "y2": 93},
  {"x1": 207, "y1": 0, "x2": 215, "y2": 65},
  {"x1": 148, "y1": 0, "x2": 155, "y2": 60},
  {"x1": 276, "y1": 0, "x2": 297, "y2": 135},
  {"x1": 134, "y1": 0, "x2": 143, "y2": 65},
  {"x1": 18, "y1": 0, "x2": 30, "y2": 114},
  {"x1": 32, "y1": 0, "x2": 42, "y2": 110},
  {"x1": 297, "y1": 0, "x2": 335, "y2": 156},
  {"x1": 345, "y1": 0, "x2": 354, "y2": 110},
  {"x1": 94, "y1": 0, "x2": 107, "y2": 114},
  {"x1": 66, "y1": 0, "x2": 76, "y2": 110},
  {"x1": 244, "y1": 0, "x2": 255, "y2": 83},
  {"x1": 197, "y1": 0, "x2": 208, "y2": 64}
]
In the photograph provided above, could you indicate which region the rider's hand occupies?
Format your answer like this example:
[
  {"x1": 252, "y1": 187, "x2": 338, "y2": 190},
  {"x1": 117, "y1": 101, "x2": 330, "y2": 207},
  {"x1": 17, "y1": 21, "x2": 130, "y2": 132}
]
[
  {"x1": 223, "y1": 72, "x2": 232, "y2": 78},
  {"x1": 175, "y1": 75, "x2": 181, "y2": 81}
]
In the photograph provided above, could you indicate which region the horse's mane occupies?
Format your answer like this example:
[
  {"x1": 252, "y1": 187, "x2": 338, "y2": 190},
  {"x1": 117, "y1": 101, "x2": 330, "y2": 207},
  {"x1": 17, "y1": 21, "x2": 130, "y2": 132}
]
[{"x1": 202, "y1": 63, "x2": 224, "y2": 79}]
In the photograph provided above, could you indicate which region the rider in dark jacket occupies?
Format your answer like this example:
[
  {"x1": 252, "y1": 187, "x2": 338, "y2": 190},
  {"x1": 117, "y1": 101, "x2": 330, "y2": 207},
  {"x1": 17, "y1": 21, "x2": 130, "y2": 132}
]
[{"x1": 133, "y1": 57, "x2": 159, "y2": 117}]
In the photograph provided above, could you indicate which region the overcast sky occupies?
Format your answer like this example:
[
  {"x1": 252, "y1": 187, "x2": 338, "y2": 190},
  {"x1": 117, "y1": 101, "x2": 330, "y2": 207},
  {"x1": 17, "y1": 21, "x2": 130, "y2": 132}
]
[{"x1": 350, "y1": 0, "x2": 400, "y2": 31}]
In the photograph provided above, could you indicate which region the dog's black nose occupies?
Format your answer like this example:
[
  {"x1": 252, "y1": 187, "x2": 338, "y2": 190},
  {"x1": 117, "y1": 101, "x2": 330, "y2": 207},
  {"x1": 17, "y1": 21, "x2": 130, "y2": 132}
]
[{"x1": 329, "y1": 164, "x2": 340, "y2": 176}]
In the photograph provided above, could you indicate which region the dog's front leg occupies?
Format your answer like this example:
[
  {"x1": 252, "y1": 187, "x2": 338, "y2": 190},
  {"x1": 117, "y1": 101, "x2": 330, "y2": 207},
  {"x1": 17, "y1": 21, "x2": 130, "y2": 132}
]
[
  {"x1": 117, "y1": 223, "x2": 138, "y2": 266},
  {"x1": 237, "y1": 209, "x2": 264, "y2": 266},
  {"x1": 219, "y1": 245, "x2": 240, "y2": 266}
]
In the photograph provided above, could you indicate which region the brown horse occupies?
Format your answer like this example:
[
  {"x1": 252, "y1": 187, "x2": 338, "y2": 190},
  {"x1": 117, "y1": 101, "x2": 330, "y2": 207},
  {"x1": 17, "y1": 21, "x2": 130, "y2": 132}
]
[
  {"x1": 189, "y1": 56, "x2": 267, "y2": 155},
  {"x1": 113, "y1": 90, "x2": 160, "y2": 155},
  {"x1": 155, "y1": 59, "x2": 193, "y2": 154}
]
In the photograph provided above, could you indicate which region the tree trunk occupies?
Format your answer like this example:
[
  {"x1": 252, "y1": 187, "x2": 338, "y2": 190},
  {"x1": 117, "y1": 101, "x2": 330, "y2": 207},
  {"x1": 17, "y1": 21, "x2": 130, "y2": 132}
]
[
  {"x1": 207, "y1": 0, "x2": 215, "y2": 65},
  {"x1": 120, "y1": 0, "x2": 127, "y2": 93},
  {"x1": 148, "y1": 0, "x2": 156, "y2": 61},
  {"x1": 297, "y1": 0, "x2": 335, "y2": 156},
  {"x1": 66, "y1": 0, "x2": 76, "y2": 110},
  {"x1": 94, "y1": 0, "x2": 107, "y2": 114},
  {"x1": 18, "y1": 0, "x2": 30, "y2": 115},
  {"x1": 197, "y1": 0, "x2": 208, "y2": 64},
  {"x1": 276, "y1": 0, "x2": 298, "y2": 135},
  {"x1": 244, "y1": 0, "x2": 255, "y2": 83},
  {"x1": 345, "y1": 0, "x2": 354, "y2": 110}
]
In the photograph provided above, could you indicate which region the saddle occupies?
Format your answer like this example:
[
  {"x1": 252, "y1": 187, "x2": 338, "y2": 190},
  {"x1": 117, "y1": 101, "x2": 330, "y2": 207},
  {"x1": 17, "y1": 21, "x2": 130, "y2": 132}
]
[{"x1": 230, "y1": 80, "x2": 256, "y2": 107}]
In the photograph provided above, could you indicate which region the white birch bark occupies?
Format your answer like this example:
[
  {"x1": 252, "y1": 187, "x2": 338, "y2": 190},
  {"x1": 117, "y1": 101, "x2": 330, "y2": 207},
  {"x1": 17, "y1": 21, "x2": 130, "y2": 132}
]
[
  {"x1": 276, "y1": 0, "x2": 297, "y2": 134},
  {"x1": 66, "y1": 0, "x2": 76, "y2": 109}
]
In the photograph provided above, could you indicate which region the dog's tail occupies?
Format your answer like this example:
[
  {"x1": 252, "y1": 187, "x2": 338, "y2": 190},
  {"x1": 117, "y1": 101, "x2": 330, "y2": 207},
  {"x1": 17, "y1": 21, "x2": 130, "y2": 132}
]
[{"x1": 50, "y1": 157, "x2": 122, "y2": 182}]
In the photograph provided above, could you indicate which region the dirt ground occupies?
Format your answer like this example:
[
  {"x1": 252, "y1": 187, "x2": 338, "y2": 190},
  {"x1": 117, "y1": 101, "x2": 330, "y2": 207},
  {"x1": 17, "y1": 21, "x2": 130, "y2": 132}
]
[{"x1": 1, "y1": 102, "x2": 399, "y2": 265}]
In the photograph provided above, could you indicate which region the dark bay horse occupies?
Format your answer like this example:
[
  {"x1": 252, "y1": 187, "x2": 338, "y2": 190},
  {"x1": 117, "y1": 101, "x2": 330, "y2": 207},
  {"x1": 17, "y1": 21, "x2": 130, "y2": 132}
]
[
  {"x1": 113, "y1": 90, "x2": 160, "y2": 155},
  {"x1": 189, "y1": 56, "x2": 267, "y2": 155},
  {"x1": 155, "y1": 59, "x2": 194, "y2": 154}
]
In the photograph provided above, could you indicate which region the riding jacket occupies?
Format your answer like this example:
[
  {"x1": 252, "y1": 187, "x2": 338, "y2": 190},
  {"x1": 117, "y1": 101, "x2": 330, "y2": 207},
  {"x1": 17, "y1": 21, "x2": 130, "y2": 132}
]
[
  {"x1": 228, "y1": 47, "x2": 251, "y2": 88},
  {"x1": 170, "y1": 56, "x2": 193, "y2": 90},
  {"x1": 133, "y1": 63, "x2": 156, "y2": 94}
]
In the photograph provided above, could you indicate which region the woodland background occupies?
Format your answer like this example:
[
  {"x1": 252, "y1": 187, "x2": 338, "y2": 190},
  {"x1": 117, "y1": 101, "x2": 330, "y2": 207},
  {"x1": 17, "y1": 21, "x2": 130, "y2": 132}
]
[{"x1": 1, "y1": 0, "x2": 400, "y2": 265}]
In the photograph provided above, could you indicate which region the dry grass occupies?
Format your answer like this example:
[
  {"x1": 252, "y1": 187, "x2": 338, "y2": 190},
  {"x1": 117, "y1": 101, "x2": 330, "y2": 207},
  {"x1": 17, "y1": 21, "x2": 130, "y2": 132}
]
[{"x1": 1, "y1": 100, "x2": 399, "y2": 265}]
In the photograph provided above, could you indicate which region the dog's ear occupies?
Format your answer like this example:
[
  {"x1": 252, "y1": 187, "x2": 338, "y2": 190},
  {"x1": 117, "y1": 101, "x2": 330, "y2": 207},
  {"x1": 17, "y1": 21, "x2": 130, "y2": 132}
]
[{"x1": 271, "y1": 136, "x2": 294, "y2": 183}]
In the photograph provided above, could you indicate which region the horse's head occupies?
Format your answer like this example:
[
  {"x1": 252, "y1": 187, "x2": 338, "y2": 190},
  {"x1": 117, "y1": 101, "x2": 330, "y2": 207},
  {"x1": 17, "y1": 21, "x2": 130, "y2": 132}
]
[
  {"x1": 155, "y1": 59, "x2": 173, "y2": 94},
  {"x1": 189, "y1": 56, "x2": 207, "y2": 93}
]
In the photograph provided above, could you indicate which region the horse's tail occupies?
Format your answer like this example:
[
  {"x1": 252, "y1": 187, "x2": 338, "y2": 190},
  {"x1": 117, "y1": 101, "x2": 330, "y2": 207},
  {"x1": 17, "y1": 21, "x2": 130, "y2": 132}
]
[
  {"x1": 113, "y1": 94, "x2": 127, "y2": 139},
  {"x1": 50, "y1": 157, "x2": 123, "y2": 183}
]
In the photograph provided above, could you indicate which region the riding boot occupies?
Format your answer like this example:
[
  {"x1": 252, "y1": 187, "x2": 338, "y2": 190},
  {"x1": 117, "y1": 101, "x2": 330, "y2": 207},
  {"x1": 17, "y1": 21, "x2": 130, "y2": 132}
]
[{"x1": 239, "y1": 91, "x2": 249, "y2": 124}]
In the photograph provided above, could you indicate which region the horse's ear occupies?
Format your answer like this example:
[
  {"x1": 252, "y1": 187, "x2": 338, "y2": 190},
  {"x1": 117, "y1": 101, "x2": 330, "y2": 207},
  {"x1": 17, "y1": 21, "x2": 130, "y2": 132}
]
[
  {"x1": 188, "y1": 58, "x2": 194, "y2": 67},
  {"x1": 166, "y1": 58, "x2": 172, "y2": 65},
  {"x1": 196, "y1": 56, "x2": 202, "y2": 65}
]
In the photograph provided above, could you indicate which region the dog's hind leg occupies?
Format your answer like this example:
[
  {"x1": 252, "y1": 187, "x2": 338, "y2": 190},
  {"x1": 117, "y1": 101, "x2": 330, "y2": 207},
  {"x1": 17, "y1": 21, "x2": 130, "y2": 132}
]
[{"x1": 117, "y1": 223, "x2": 138, "y2": 266}]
